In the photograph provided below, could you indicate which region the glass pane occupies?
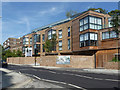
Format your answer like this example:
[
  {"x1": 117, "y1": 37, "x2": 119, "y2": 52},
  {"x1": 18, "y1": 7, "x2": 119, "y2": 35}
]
[
  {"x1": 68, "y1": 27, "x2": 70, "y2": 32},
  {"x1": 80, "y1": 35, "x2": 84, "y2": 41},
  {"x1": 95, "y1": 25, "x2": 98, "y2": 29},
  {"x1": 90, "y1": 24, "x2": 94, "y2": 29},
  {"x1": 80, "y1": 19, "x2": 83, "y2": 26},
  {"x1": 84, "y1": 24, "x2": 88, "y2": 30},
  {"x1": 102, "y1": 32, "x2": 105, "y2": 39},
  {"x1": 95, "y1": 18, "x2": 97, "y2": 24},
  {"x1": 98, "y1": 25, "x2": 102, "y2": 29},
  {"x1": 80, "y1": 26, "x2": 83, "y2": 31},
  {"x1": 84, "y1": 17, "x2": 88, "y2": 24},
  {"x1": 59, "y1": 41, "x2": 62, "y2": 46},
  {"x1": 59, "y1": 35, "x2": 62, "y2": 38},
  {"x1": 106, "y1": 32, "x2": 109, "y2": 39},
  {"x1": 90, "y1": 33, "x2": 95, "y2": 40},
  {"x1": 98, "y1": 18, "x2": 102, "y2": 25},
  {"x1": 110, "y1": 31, "x2": 117, "y2": 38},
  {"x1": 59, "y1": 47, "x2": 62, "y2": 50},
  {"x1": 59, "y1": 30, "x2": 62, "y2": 34},
  {"x1": 52, "y1": 30, "x2": 56, "y2": 34},
  {"x1": 95, "y1": 34, "x2": 98, "y2": 40},
  {"x1": 90, "y1": 17, "x2": 94, "y2": 23},
  {"x1": 84, "y1": 33, "x2": 88, "y2": 40}
]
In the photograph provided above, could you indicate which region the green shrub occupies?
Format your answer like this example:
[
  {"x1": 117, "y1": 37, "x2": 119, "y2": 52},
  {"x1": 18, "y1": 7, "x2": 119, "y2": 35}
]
[{"x1": 111, "y1": 57, "x2": 120, "y2": 62}]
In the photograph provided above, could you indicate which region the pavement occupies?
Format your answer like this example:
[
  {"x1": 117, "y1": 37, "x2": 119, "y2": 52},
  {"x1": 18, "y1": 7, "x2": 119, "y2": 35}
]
[
  {"x1": 0, "y1": 68, "x2": 64, "y2": 89},
  {"x1": 31, "y1": 65, "x2": 120, "y2": 75},
  {"x1": 7, "y1": 64, "x2": 120, "y2": 89}
]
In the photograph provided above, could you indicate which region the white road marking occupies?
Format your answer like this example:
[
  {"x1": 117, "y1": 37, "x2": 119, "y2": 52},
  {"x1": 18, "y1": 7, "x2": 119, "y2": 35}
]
[
  {"x1": 105, "y1": 79, "x2": 120, "y2": 82},
  {"x1": 49, "y1": 71, "x2": 57, "y2": 74},
  {"x1": 61, "y1": 72, "x2": 119, "y2": 82},
  {"x1": 32, "y1": 74, "x2": 86, "y2": 89},
  {"x1": 68, "y1": 83, "x2": 86, "y2": 90},
  {"x1": 19, "y1": 71, "x2": 21, "y2": 74}
]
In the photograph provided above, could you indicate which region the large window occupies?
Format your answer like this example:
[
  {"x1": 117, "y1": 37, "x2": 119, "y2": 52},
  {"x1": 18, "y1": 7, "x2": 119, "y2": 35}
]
[
  {"x1": 68, "y1": 27, "x2": 70, "y2": 37},
  {"x1": 30, "y1": 37, "x2": 32, "y2": 45},
  {"x1": 80, "y1": 16, "x2": 102, "y2": 32},
  {"x1": 102, "y1": 31, "x2": 117, "y2": 40},
  {"x1": 59, "y1": 30, "x2": 62, "y2": 39},
  {"x1": 59, "y1": 40, "x2": 62, "y2": 51},
  {"x1": 48, "y1": 29, "x2": 56, "y2": 40},
  {"x1": 80, "y1": 33, "x2": 98, "y2": 47},
  {"x1": 89, "y1": 16, "x2": 102, "y2": 30},
  {"x1": 68, "y1": 39, "x2": 70, "y2": 50},
  {"x1": 80, "y1": 17, "x2": 89, "y2": 31},
  {"x1": 34, "y1": 34, "x2": 40, "y2": 43},
  {"x1": 23, "y1": 37, "x2": 29, "y2": 45}
]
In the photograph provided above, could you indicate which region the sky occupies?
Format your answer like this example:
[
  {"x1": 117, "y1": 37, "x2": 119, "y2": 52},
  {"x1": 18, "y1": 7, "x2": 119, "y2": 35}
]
[{"x1": 2, "y1": 2, "x2": 119, "y2": 44}]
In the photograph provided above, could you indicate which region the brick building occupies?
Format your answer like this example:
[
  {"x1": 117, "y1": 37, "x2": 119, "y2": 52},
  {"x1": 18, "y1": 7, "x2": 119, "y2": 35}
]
[
  {"x1": 4, "y1": 10, "x2": 120, "y2": 68},
  {"x1": 3, "y1": 37, "x2": 23, "y2": 51}
]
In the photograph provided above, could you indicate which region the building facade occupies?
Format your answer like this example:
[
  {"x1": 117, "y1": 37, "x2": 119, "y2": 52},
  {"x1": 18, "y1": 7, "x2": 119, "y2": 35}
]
[
  {"x1": 3, "y1": 10, "x2": 120, "y2": 68},
  {"x1": 3, "y1": 37, "x2": 23, "y2": 51}
]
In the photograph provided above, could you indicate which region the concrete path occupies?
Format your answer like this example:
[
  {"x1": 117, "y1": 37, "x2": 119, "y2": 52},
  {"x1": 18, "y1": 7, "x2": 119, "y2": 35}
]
[
  {"x1": 32, "y1": 66, "x2": 119, "y2": 75},
  {"x1": 0, "y1": 68, "x2": 64, "y2": 88}
]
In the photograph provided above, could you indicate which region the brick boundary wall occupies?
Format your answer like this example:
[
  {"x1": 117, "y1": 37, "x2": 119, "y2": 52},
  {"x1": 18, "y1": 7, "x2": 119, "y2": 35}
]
[
  {"x1": 104, "y1": 62, "x2": 120, "y2": 70},
  {"x1": 7, "y1": 55, "x2": 95, "y2": 69}
]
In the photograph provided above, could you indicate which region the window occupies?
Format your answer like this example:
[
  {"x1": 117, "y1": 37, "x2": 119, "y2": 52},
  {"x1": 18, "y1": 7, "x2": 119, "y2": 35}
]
[
  {"x1": 48, "y1": 29, "x2": 56, "y2": 40},
  {"x1": 89, "y1": 16, "x2": 102, "y2": 30},
  {"x1": 102, "y1": 31, "x2": 117, "y2": 40},
  {"x1": 23, "y1": 37, "x2": 29, "y2": 45},
  {"x1": 42, "y1": 44, "x2": 45, "y2": 52},
  {"x1": 80, "y1": 17, "x2": 89, "y2": 31},
  {"x1": 108, "y1": 17, "x2": 112, "y2": 27},
  {"x1": 59, "y1": 40, "x2": 62, "y2": 51},
  {"x1": 80, "y1": 33, "x2": 98, "y2": 47},
  {"x1": 68, "y1": 39, "x2": 70, "y2": 50},
  {"x1": 59, "y1": 30, "x2": 62, "y2": 39},
  {"x1": 80, "y1": 16, "x2": 102, "y2": 32},
  {"x1": 30, "y1": 37, "x2": 32, "y2": 45},
  {"x1": 34, "y1": 34, "x2": 40, "y2": 43},
  {"x1": 68, "y1": 27, "x2": 70, "y2": 37},
  {"x1": 42, "y1": 34, "x2": 45, "y2": 42}
]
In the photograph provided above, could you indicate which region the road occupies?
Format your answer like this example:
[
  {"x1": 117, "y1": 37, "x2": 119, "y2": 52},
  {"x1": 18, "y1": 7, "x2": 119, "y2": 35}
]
[{"x1": 7, "y1": 65, "x2": 120, "y2": 89}]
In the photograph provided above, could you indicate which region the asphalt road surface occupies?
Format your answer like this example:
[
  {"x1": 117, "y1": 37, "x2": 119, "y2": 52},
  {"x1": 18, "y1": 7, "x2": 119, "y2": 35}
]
[{"x1": 6, "y1": 65, "x2": 120, "y2": 89}]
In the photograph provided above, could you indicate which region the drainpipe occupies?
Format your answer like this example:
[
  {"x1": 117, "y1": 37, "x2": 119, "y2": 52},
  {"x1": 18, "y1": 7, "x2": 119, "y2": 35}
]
[{"x1": 94, "y1": 53, "x2": 96, "y2": 69}]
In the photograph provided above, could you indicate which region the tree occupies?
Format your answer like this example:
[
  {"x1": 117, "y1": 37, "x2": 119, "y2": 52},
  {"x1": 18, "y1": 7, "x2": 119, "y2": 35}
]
[
  {"x1": 108, "y1": 10, "x2": 120, "y2": 16},
  {"x1": 44, "y1": 34, "x2": 58, "y2": 52},
  {"x1": 88, "y1": 8, "x2": 108, "y2": 14},
  {"x1": 16, "y1": 49, "x2": 22, "y2": 57},
  {"x1": 110, "y1": 12, "x2": 120, "y2": 61},
  {"x1": 66, "y1": 10, "x2": 77, "y2": 18}
]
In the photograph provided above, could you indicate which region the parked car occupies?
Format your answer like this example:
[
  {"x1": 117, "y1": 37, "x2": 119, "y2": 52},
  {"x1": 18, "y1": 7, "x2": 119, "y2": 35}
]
[{"x1": 1, "y1": 60, "x2": 8, "y2": 68}]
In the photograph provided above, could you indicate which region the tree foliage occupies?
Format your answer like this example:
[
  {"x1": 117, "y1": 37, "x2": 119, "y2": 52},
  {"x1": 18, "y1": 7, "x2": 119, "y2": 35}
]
[
  {"x1": 108, "y1": 9, "x2": 120, "y2": 16},
  {"x1": 1, "y1": 46, "x2": 23, "y2": 60},
  {"x1": 44, "y1": 34, "x2": 58, "y2": 52},
  {"x1": 88, "y1": 8, "x2": 108, "y2": 14},
  {"x1": 66, "y1": 10, "x2": 77, "y2": 18}
]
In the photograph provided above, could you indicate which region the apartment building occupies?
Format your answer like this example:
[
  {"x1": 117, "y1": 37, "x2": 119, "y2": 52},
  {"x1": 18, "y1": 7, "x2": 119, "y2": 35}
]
[
  {"x1": 3, "y1": 37, "x2": 23, "y2": 51},
  {"x1": 22, "y1": 33, "x2": 33, "y2": 56},
  {"x1": 14, "y1": 10, "x2": 119, "y2": 68}
]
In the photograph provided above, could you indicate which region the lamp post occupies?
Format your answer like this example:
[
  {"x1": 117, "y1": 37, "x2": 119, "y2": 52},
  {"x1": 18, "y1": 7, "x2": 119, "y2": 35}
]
[{"x1": 34, "y1": 49, "x2": 38, "y2": 66}]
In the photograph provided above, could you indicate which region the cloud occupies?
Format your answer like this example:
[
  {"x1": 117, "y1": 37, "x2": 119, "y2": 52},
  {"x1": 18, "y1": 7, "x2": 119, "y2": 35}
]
[{"x1": 38, "y1": 6, "x2": 64, "y2": 15}]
